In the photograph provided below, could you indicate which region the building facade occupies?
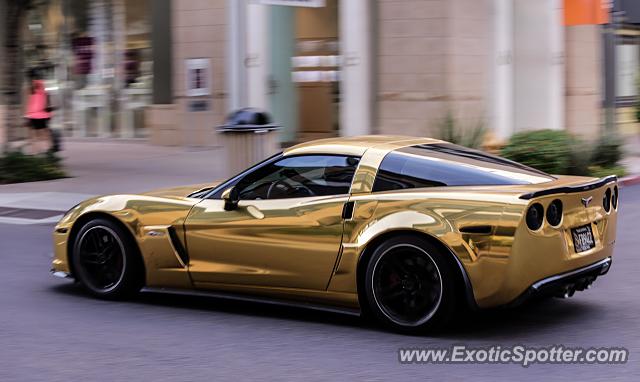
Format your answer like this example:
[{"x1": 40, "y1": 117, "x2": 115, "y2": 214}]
[
  {"x1": 146, "y1": 0, "x2": 618, "y2": 148},
  {"x1": 612, "y1": 0, "x2": 640, "y2": 137},
  {"x1": 146, "y1": 0, "x2": 372, "y2": 147},
  {"x1": 3, "y1": 0, "x2": 633, "y2": 149}
]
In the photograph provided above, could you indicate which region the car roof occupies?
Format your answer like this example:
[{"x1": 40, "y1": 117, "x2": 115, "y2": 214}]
[{"x1": 283, "y1": 135, "x2": 445, "y2": 157}]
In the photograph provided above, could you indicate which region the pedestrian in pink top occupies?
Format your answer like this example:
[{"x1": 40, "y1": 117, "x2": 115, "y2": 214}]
[{"x1": 25, "y1": 79, "x2": 53, "y2": 154}]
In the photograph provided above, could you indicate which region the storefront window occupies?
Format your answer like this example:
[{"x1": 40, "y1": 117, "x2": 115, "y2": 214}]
[
  {"x1": 22, "y1": 0, "x2": 152, "y2": 138},
  {"x1": 615, "y1": 41, "x2": 640, "y2": 99},
  {"x1": 293, "y1": 0, "x2": 340, "y2": 141}
]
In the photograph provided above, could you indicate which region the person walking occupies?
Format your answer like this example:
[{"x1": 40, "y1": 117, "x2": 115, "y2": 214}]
[{"x1": 24, "y1": 79, "x2": 53, "y2": 154}]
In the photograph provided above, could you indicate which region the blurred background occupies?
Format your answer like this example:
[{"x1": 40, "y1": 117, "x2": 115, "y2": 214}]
[
  {"x1": 3, "y1": 4, "x2": 640, "y2": 380},
  {"x1": 1, "y1": 0, "x2": 639, "y2": 180}
]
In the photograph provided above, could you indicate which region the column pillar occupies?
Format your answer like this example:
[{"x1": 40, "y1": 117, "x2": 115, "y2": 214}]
[
  {"x1": 0, "y1": 0, "x2": 6, "y2": 149},
  {"x1": 548, "y1": 0, "x2": 564, "y2": 131},
  {"x1": 493, "y1": 0, "x2": 514, "y2": 139},
  {"x1": 339, "y1": 0, "x2": 372, "y2": 136},
  {"x1": 227, "y1": 0, "x2": 247, "y2": 111},
  {"x1": 246, "y1": 2, "x2": 269, "y2": 109},
  {"x1": 113, "y1": 0, "x2": 132, "y2": 137},
  {"x1": 228, "y1": 1, "x2": 269, "y2": 111},
  {"x1": 151, "y1": 0, "x2": 173, "y2": 104}
]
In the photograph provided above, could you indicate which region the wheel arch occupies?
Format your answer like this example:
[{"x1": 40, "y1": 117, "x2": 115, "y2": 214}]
[
  {"x1": 67, "y1": 211, "x2": 146, "y2": 285},
  {"x1": 355, "y1": 229, "x2": 478, "y2": 312}
]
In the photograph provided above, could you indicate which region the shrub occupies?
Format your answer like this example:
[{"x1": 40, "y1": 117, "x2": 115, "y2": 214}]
[
  {"x1": 566, "y1": 136, "x2": 593, "y2": 176},
  {"x1": 0, "y1": 151, "x2": 66, "y2": 184},
  {"x1": 436, "y1": 112, "x2": 486, "y2": 149},
  {"x1": 591, "y1": 134, "x2": 623, "y2": 168},
  {"x1": 501, "y1": 129, "x2": 626, "y2": 177},
  {"x1": 501, "y1": 130, "x2": 572, "y2": 174},
  {"x1": 588, "y1": 165, "x2": 627, "y2": 179}
]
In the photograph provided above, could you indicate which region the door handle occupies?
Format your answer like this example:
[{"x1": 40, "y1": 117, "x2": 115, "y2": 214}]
[
  {"x1": 245, "y1": 205, "x2": 265, "y2": 219},
  {"x1": 342, "y1": 201, "x2": 355, "y2": 220}
]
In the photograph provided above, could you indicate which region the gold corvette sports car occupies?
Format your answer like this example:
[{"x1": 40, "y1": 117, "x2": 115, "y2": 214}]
[{"x1": 51, "y1": 136, "x2": 617, "y2": 333}]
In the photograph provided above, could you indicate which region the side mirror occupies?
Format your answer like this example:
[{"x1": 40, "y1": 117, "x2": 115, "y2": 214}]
[{"x1": 222, "y1": 186, "x2": 239, "y2": 211}]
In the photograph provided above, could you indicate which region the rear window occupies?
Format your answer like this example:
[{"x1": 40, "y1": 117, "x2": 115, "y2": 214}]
[{"x1": 372, "y1": 143, "x2": 554, "y2": 192}]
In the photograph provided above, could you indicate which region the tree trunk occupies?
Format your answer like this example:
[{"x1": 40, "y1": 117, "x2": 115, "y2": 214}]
[{"x1": 2, "y1": 0, "x2": 30, "y2": 147}]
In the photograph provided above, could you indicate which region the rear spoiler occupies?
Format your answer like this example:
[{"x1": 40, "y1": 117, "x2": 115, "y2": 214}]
[{"x1": 519, "y1": 175, "x2": 617, "y2": 200}]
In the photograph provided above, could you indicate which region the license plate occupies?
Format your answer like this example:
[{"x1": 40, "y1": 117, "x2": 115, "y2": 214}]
[{"x1": 571, "y1": 224, "x2": 595, "y2": 253}]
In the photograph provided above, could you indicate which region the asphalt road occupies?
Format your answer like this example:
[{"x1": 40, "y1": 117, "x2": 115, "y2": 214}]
[{"x1": 1, "y1": 187, "x2": 639, "y2": 381}]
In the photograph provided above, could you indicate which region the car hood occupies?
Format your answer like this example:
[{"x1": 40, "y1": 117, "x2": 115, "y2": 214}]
[{"x1": 141, "y1": 182, "x2": 221, "y2": 199}]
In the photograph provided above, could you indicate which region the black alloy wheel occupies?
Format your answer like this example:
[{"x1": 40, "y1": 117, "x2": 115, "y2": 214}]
[
  {"x1": 364, "y1": 235, "x2": 457, "y2": 333},
  {"x1": 72, "y1": 218, "x2": 143, "y2": 299}
]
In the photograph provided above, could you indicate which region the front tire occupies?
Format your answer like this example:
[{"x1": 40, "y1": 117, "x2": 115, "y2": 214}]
[
  {"x1": 71, "y1": 218, "x2": 143, "y2": 299},
  {"x1": 364, "y1": 235, "x2": 457, "y2": 333}
]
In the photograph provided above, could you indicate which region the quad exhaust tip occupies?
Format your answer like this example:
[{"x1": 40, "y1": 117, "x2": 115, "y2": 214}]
[{"x1": 556, "y1": 276, "x2": 597, "y2": 298}]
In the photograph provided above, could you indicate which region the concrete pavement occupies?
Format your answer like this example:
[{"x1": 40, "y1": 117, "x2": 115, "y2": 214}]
[
  {"x1": 622, "y1": 135, "x2": 640, "y2": 182},
  {"x1": 1, "y1": 139, "x2": 227, "y2": 195},
  {"x1": 0, "y1": 140, "x2": 227, "y2": 223}
]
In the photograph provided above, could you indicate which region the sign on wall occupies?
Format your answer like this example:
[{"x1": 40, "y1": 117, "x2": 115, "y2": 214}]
[
  {"x1": 185, "y1": 58, "x2": 211, "y2": 97},
  {"x1": 564, "y1": 0, "x2": 610, "y2": 25},
  {"x1": 259, "y1": 0, "x2": 325, "y2": 8}
]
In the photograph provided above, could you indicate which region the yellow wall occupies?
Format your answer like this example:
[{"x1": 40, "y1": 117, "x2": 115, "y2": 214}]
[{"x1": 617, "y1": 106, "x2": 640, "y2": 136}]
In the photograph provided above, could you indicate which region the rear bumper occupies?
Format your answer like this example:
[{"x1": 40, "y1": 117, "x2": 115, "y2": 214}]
[
  {"x1": 472, "y1": 178, "x2": 618, "y2": 308},
  {"x1": 509, "y1": 257, "x2": 612, "y2": 306}
]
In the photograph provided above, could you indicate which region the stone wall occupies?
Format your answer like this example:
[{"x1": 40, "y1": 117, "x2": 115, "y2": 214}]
[
  {"x1": 376, "y1": 0, "x2": 490, "y2": 137},
  {"x1": 147, "y1": 0, "x2": 228, "y2": 146},
  {"x1": 564, "y1": 25, "x2": 603, "y2": 138}
]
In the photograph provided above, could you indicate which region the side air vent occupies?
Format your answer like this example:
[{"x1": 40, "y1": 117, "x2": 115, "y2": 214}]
[
  {"x1": 459, "y1": 225, "x2": 493, "y2": 235},
  {"x1": 167, "y1": 226, "x2": 189, "y2": 266}
]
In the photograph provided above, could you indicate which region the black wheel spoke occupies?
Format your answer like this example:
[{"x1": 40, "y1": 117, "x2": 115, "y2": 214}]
[
  {"x1": 77, "y1": 226, "x2": 125, "y2": 291},
  {"x1": 373, "y1": 245, "x2": 443, "y2": 326},
  {"x1": 91, "y1": 231, "x2": 102, "y2": 252},
  {"x1": 383, "y1": 289, "x2": 406, "y2": 302},
  {"x1": 80, "y1": 251, "x2": 101, "y2": 265},
  {"x1": 380, "y1": 284, "x2": 403, "y2": 296}
]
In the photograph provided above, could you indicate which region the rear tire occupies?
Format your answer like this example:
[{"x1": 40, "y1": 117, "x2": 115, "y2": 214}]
[
  {"x1": 364, "y1": 235, "x2": 457, "y2": 334},
  {"x1": 71, "y1": 218, "x2": 143, "y2": 299}
]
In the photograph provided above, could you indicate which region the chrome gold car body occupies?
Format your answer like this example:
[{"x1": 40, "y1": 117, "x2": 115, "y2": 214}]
[{"x1": 52, "y1": 135, "x2": 617, "y2": 313}]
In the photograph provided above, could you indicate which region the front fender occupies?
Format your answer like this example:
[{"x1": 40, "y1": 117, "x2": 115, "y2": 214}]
[
  {"x1": 52, "y1": 194, "x2": 198, "y2": 288},
  {"x1": 56, "y1": 194, "x2": 197, "y2": 232}
]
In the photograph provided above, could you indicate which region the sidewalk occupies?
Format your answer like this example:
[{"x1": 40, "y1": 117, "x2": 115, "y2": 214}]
[
  {"x1": 1, "y1": 139, "x2": 227, "y2": 194},
  {"x1": 0, "y1": 139, "x2": 227, "y2": 222},
  {"x1": 622, "y1": 136, "x2": 640, "y2": 185},
  {"x1": 622, "y1": 136, "x2": 640, "y2": 176}
]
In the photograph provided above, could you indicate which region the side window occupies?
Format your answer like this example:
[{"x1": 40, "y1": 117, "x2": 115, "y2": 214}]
[
  {"x1": 206, "y1": 152, "x2": 283, "y2": 199},
  {"x1": 236, "y1": 155, "x2": 360, "y2": 200},
  {"x1": 373, "y1": 152, "x2": 447, "y2": 192},
  {"x1": 373, "y1": 144, "x2": 553, "y2": 193}
]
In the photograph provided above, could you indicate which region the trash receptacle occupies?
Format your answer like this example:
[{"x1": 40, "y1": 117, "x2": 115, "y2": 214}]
[{"x1": 217, "y1": 108, "x2": 280, "y2": 176}]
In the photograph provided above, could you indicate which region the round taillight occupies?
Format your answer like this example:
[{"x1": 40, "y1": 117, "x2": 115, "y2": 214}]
[
  {"x1": 546, "y1": 199, "x2": 563, "y2": 227},
  {"x1": 526, "y1": 203, "x2": 544, "y2": 231},
  {"x1": 612, "y1": 185, "x2": 618, "y2": 210},
  {"x1": 603, "y1": 188, "x2": 611, "y2": 213}
]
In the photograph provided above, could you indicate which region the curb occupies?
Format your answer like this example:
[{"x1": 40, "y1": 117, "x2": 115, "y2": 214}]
[{"x1": 620, "y1": 175, "x2": 640, "y2": 187}]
